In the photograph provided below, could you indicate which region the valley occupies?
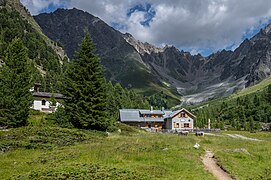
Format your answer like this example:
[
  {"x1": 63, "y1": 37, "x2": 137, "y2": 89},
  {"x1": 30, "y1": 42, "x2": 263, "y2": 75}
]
[
  {"x1": 1, "y1": 1, "x2": 271, "y2": 179},
  {"x1": 34, "y1": 9, "x2": 271, "y2": 105}
]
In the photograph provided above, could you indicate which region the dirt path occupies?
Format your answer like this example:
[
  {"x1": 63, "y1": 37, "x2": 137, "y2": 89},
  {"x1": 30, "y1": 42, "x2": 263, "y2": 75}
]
[
  {"x1": 205, "y1": 133, "x2": 263, "y2": 141},
  {"x1": 226, "y1": 134, "x2": 263, "y2": 141},
  {"x1": 202, "y1": 151, "x2": 233, "y2": 180}
]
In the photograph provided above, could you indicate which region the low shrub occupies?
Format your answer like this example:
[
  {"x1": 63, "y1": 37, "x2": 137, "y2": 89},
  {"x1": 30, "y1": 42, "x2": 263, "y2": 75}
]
[
  {"x1": 0, "y1": 125, "x2": 106, "y2": 153},
  {"x1": 116, "y1": 123, "x2": 139, "y2": 135},
  {"x1": 15, "y1": 163, "x2": 149, "y2": 179}
]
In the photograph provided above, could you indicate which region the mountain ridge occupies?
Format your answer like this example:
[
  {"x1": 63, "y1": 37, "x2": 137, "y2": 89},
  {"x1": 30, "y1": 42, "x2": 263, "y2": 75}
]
[
  {"x1": 34, "y1": 8, "x2": 182, "y2": 106},
  {"x1": 34, "y1": 8, "x2": 271, "y2": 105}
]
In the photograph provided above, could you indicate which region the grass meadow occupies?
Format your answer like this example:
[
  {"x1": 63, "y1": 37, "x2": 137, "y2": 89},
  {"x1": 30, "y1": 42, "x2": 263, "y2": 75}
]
[{"x1": 0, "y1": 114, "x2": 271, "y2": 179}]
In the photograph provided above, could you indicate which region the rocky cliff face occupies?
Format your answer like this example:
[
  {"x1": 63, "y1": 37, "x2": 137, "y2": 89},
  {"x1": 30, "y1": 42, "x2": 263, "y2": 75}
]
[{"x1": 34, "y1": 8, "x2": 271, "y2": 104}]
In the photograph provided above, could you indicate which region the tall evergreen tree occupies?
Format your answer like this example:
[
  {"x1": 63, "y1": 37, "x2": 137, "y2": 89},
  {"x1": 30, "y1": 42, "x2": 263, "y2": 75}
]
[
  {"x1": 61, "y1": 33, "x2": 112, "y2": 130},
  {"x1": 0, "y1": 38, "x2": 33, "y2": 127},
  {"x1": 266, "y1": 85, "x2": 271, "y2": 104},
  {"x1": 249, "y1": 116, "x2": 255, "y2": 132}
]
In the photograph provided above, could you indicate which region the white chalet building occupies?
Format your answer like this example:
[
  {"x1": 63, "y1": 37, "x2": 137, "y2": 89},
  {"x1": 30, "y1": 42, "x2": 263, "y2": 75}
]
[{"x1": 31, "y1": 83, "x2": 64, "y2": 113}]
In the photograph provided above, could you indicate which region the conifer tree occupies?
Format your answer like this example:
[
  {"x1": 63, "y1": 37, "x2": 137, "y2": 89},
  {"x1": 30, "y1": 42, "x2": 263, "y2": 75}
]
[
  {"x1": 61, "y1": 33, "x2": 112, "y2": 130},
  {"x1": 0, "y1": 38, "x2": 33, "y2": 127},
  {"x1": 249, "y1": 116, "x2": 255, "y2": 132},
  {"x1": 266, "y1": 85, "x2": 271, "y2": 104}
]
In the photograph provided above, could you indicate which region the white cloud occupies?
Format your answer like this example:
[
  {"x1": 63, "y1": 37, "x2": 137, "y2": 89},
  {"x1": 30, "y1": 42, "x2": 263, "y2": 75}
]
[
  {"x1": 21, "y1": 0, "x2": 271, "y2": 55},
  {"x1": 21, "y1": 0, "x2": 66, "y2": 15}
]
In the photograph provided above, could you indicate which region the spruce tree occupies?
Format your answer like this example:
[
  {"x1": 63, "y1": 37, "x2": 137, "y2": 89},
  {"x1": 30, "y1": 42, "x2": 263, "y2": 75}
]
[
  {"x1": 0, "y1": 38, "x2": 33, "y2": 127},
  {"x1": 249, "y1": 116, "x2": 255, "y2": 132},
  {"x1": 61, "y1": 33, "x2": 112, "y2": 130},
  {"x1": 266, "y1": 85, "x2": 271, "y2": 104}
]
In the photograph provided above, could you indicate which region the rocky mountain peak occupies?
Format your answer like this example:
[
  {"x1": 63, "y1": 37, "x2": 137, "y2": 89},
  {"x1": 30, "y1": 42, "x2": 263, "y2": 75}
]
[
  {"x1": 123, "y1": 33, "x2": 164, "y2": 55},
  {"x1": 263, "y1": 23, "x2": 271, "y2": 34}
]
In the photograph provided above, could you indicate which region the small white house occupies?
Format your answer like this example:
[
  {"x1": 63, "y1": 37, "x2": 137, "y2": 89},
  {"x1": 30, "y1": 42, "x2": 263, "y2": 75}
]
[
  {"x1": 164, "y1": 108, "x2": 195, "y2": 130},
  {"x1": 31, "y1": 83, "x2": 64, "y2": 113}
]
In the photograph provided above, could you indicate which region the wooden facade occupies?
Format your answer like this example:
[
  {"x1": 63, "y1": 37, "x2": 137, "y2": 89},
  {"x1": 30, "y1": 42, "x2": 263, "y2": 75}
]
[{"x1": 120, "y1": 108, "x2": 195, "y2": 130}]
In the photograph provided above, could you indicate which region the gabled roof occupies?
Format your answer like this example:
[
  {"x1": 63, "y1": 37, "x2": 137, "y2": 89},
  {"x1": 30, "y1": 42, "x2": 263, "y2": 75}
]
[
  {"x1": 119, "y1": 108, "x2": 194, "y2": 122},
  {"x1": 167, "y1": 108, "x2": 196, "y2": 118},
  {"x1": 120, "y1": 109, "x2": 141, "y2": 122},
  {"x1": 119, "y1": 109, "x2": 172, "y2": 122},
  {"x1": 32, "y1": 92, "x2": 64, "y2": 99}
]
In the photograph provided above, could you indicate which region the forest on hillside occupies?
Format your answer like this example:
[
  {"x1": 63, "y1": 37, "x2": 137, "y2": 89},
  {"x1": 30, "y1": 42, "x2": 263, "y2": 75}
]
[
  {"x1": 193, "y1": 85, "x2": 271, "y2": 131},
  {"x1": 0, "y1": 8, "x2": 64, "y2": 92}
]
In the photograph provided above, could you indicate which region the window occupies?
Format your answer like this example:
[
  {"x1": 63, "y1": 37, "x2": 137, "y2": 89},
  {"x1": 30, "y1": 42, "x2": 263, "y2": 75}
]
[
  {"x1": 174, "y1": 122, "x2": 179, "y2": 128},
  {"x1": 184, "y1": 123, "x2": 189, "y2": 128},
  {"x1": 42, "y1": 100, "x2": 46, "y2": 106}
]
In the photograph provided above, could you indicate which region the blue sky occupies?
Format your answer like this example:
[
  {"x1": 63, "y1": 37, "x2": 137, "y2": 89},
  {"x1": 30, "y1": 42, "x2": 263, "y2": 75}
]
[
  {"x1": 22, "y1": 0, "x2": 271, "y2": 57},
  {"x1": 41, "y1": 3, "x2": 65, "y2": 13},
  {"x1": 127, "y1": 3, "x2": 155, "y2": 27}
]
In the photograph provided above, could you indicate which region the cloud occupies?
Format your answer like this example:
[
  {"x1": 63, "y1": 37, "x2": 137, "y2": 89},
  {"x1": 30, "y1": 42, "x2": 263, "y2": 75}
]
[
  {"x1": 21, "y1": 0, "x2": 271, "y2": 55},
  {"x1": 21, "y1": 0, "x2": 69, "y2": 15}
]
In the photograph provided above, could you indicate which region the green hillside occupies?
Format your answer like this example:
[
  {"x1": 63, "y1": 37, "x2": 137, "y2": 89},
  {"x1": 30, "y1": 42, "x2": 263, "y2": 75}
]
[
  {"x1": 229, "y1": 77, "x2": 271, "y2": 99},
  {"x1": 0, "y1": 0, "x2": 66, "y2": 92},
  {"x1": 191, "y1": 78, "x2": 271, "y2": 130}
]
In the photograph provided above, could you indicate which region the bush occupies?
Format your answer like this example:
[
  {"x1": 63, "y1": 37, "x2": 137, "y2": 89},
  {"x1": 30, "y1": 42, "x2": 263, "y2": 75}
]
[
  {"x1": 106, "y1": 125, "x2": 118, "y2": 132},
  {"x1": 46, "y1": 106, "x2": 74, "y2": 128},
  {"x1": 116, "y1": 123, "x2": 139, "y2": 135},
  {"x1": 15, "y1": 163, "x2": 149, "y2": 179},
  {"x1": 0, "y1": 125, "x2": 105, "y2": 153}
]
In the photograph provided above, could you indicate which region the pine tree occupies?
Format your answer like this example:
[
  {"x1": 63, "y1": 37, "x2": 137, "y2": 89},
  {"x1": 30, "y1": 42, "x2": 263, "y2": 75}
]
[
  {"x1": 61, "y1": 33, "x2": 112, "y2": 130},
  {"x1": 266, "y1": 85, "x2": 271, "y2": 104},
  {"x1": 0, "y1": 38, "x2": 33, "y2": 127},
  {"x1": 249, "y1": 116, "x2": 255, "y2": 132},
  {"x1": 231, "y1": 118, "x2": 236, "y2": 129},
  {"x1": 106, "y1": 81, "x2": 119, "y2": 120}
]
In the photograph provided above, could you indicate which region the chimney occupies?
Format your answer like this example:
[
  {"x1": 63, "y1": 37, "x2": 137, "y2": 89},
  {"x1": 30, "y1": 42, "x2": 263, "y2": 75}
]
[
  {"x1": 150, "y1": 106, "x2": 153, "y2": 112},
  {"x1": 162, "y1": 107, "x2": 165, "y2": 112}
]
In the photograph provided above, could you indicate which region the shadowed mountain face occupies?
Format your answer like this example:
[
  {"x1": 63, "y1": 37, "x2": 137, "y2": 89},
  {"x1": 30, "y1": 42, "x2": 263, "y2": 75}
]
[
  {"x1": 34, "y1": 9, "x2": 162, "y2": 91},
  {"x1": 34, "y1": 8, "x2": 271, "y2": 105}
]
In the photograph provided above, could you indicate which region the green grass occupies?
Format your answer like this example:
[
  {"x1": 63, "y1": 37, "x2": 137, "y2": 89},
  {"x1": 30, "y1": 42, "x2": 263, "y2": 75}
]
[
  {"x1": 201, "y1": 132, "x2": 271, "y2": 179},
  {"x1": 1, "y1": 114, "x2": 271, "y2": 179},
  {"x1": 0, "y1": 131, "x2": 213, "y2": 179},
  {"x1": 229, "y1": 77, "x2": 271, "y2": 100}
]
